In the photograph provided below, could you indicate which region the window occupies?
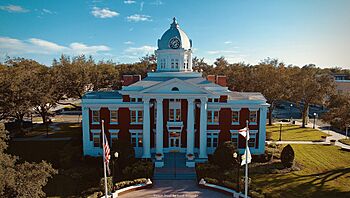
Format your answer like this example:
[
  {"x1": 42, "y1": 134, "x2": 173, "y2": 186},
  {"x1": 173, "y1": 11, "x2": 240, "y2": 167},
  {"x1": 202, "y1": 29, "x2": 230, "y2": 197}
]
[
  {"x1": 207, "y1": 131, "x2": 219, "y2": 148},
  {"x1": 171, "y1": 59, "x2": 174, "y2": 68},
  {"x1": 131, "y1": 110, "x2": 143, "y2": 123},
  {"x1": 91, "y1": 130, "x2": 101, "y2": 147},
  {"x1": 232, "y1": 111, "x2": 239, "y2": 124},
  {"x1": 110, "y1": 130, "x2": 119, "y2": 147},
  {"x1": 131, "y1": 98, "x2": 136, "y2": 102},
  {"x1": 230, "y1": 131, "x2": 239, "y2": 148},
  {"x1": 171, "y1": 87, "x2": 179, "y2": 91},
  {"x1": 130, "y1": 131, "x2": 143, "y2": 148},
  {"x1": 110, "y1": 110, "x2": 118, "y2": 123},
  {"x1": 207, "y1": 111, "x2": 219, "y2": 124},
  {"x1": 175, "y1": 59, "x2": 179, "y2": 68},
  {"x1": 248, "y1": 133, "x2": 257, "y2": 148},
  {"x1": 169, "y1": 108, "x2": 181, "y2": 121},
  {"x1": 92, "y1": 110, "x2": 100, "y2": 123},
  {"x1": 214, "y1": 98, "x2": 219, "y2": 103},
  {"x1": 249, "y1": 110, "x2": 258, "y2": 124}
]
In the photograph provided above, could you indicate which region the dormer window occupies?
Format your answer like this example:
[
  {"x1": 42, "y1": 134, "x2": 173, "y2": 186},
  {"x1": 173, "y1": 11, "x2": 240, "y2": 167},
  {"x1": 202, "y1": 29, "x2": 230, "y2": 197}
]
[{"x1": 171, "y1": 87, "x2": 179, "y2": 91}]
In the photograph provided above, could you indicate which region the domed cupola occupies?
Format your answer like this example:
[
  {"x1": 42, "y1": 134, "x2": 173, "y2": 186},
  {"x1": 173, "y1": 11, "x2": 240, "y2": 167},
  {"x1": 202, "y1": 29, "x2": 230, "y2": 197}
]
[
  {"x1": 158, "y1": 17, "x2": 192, "y2": 50},
  {"x1": 156, "y1": 17, "x2": 193, "y2": 72}
]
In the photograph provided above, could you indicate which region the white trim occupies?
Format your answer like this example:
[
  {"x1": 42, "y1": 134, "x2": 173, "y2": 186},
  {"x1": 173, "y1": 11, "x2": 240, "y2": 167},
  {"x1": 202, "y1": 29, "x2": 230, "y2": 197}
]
[
  {"x1": 109, "y1": 129, "x2": 120, "y2": 133},
  {"x1": 90, "y1": 106, "x2": 101, "y2": 110},
  {"x1": 231, "y1": 110, "x2": 240, "y2": 125},
  {"x1": 91, "y1": 129, "x2": 101, "y2": 133}
]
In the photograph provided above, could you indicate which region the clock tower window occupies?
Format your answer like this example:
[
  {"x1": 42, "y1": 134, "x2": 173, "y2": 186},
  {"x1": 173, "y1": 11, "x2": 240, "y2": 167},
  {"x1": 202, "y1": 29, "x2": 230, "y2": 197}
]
[{"x1": 171, "y1": 59, "x2": 174, "y2": 68}]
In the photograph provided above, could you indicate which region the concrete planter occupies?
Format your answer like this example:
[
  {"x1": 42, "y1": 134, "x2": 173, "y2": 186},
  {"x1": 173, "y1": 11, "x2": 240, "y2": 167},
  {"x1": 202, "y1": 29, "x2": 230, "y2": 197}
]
[{"x1": 321, "y1": 136, "x2": 327, "y2": 142}]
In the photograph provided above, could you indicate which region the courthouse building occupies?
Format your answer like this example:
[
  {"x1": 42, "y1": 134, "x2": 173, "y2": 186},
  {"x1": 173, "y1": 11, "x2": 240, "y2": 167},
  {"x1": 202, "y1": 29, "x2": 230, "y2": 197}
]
[{"x1": 82, "y1": 18, "x2": 269, "y2": 167}]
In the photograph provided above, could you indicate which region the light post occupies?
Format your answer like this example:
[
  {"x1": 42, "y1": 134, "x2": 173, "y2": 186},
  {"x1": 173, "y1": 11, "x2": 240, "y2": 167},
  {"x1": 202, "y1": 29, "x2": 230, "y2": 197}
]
[
  {"x1": 346, "y1": 125, "x2": 349, "y2": 140},
  {"x1": 113, "y1": 152, "x2": 119, "y2": 186},
  {"x1": 313, "y1": 113, "x2": 317, "y2": 129},
  {"x1": 290, "y1": 104, "x2": 293, "y2": 123},
  {"x1": 233, "y1": 152, "x2": 240, "y2": 193}
]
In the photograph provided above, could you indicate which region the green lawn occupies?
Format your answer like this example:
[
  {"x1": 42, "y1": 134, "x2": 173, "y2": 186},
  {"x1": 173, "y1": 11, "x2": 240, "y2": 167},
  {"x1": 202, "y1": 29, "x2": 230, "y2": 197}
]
[
  {"x1": 252, "y1": 144, "x2": 350, "y2": 197},
  {"x1": 339, "y1": 138, "x2": 350, "y2": 146},
  {"x1": 266, "y1": 124, "x2": 329, "y2": 141},
  {"x1": 23, "y1": 123, "x2": 82, "y2": 139}
]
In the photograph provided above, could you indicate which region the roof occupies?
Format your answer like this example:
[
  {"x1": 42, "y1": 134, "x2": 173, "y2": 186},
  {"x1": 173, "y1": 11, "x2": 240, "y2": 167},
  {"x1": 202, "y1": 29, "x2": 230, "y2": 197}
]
[
  {"x1": 228, "y1": 92, "x2": 266, "y2": 101},
  {"x1": 83, "y1": 91, "x2": 122, "y2": 99},
  {"x1": 157, "y1": 17, "x2": 192, "y2": 50}
]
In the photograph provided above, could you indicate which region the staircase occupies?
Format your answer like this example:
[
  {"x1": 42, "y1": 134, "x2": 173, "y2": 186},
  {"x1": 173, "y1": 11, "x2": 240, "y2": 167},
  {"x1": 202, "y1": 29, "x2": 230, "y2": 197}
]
[{"x1": 154, "y1": 153, "x2": 197, "y2": 180}]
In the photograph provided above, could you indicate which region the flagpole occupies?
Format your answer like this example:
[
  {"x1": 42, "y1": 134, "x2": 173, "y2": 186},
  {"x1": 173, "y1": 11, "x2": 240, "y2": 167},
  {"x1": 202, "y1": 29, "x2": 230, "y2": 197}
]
[
  {"x1": 102, "y1": 120, "x2": 108, "y2": 198},
  {"x1": 245, "y1": 120, "x2": 249, "y2": 198}
]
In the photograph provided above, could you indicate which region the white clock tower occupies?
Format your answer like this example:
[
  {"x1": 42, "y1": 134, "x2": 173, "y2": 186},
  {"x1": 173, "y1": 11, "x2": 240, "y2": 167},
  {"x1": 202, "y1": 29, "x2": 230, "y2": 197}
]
[{"x1": 156, "y1": 17, "x2": 193, "y2": 72}]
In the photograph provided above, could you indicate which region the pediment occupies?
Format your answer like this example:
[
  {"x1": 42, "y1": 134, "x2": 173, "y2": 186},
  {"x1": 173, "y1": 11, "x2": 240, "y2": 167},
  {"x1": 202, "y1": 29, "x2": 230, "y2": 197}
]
[{"x1": 141, "y1": 78, "x2": 212, "y2": 95}]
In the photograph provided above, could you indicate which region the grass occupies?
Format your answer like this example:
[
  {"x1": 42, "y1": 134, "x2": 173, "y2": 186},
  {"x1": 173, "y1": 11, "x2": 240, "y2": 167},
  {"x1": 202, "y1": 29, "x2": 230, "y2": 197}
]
[
  {"x1": 339, "y1": 138, "x2": 350, "y2": 146},
  {"x1": 23, "y1": 123, "x2": 82, "y2": 139},
  {"x1": 266, "y1": 124, "x2": 330, "y2": 141},
  {"x1": 252, "y1": 144, "x2": 350, "y2": 197}
]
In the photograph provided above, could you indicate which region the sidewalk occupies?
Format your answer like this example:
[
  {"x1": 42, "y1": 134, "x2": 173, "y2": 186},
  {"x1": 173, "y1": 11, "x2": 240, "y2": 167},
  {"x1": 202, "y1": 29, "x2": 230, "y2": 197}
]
[{"x1": 268, "y1": 121, "x2": 350, "y2": 150}]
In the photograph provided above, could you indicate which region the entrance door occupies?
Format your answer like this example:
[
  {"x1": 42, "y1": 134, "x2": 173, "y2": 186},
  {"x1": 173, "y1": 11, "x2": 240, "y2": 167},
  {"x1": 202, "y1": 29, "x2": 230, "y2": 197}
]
[{"x1": 169, "y1": 132, "x2": 181, "y2": 150}]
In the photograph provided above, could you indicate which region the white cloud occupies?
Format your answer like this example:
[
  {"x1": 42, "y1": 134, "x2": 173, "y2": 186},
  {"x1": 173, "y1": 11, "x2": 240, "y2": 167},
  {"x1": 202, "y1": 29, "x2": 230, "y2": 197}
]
[
  {"x1": 69, "y1": 42, "x2": 110, "y2": 54},
  {"x1": 224, "y1": 41, "x2": 232, "y2": 44},
  {"x1": 0, "y1": 5, "x2": 29, "y2": 13},
  {"x1": 126, "y1": 14, "x2": 152, "y2": 22},
  {"x1": 42, "y1": 8, "x2": 53, "y2": 14},
  {"x1": 124, "y1": 0, "x2": 136, "y2": 4},
  {"x1": 150, "y1": 0, "x2": 163, "y2": 6},
  {"x1": 91, "y1": 7, "x2": 119, "y2": 18},
  {"x1": 140, "y1": 2, "x2": 144, "y2": 11},
  {"x1": 0, "y1": 36, "x2": 110, "y2": 56},
  {"x1": 124, "y1": 45, "x2": 156, "y2": 56},
  {"x1": 124, "y1": 41, "x2": 134, "y2": 45}
]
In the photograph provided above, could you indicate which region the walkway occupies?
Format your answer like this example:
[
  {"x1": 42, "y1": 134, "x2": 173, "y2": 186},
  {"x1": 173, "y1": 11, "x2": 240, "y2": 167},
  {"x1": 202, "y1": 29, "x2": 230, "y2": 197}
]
[
  {"x1": 120, "y1": 180, "x2": 230, "y2": 198},
  {"x1": 154, "y1": 153, "x2": 196, "y2": 180},
  {"x1": 268, "y1": 121, "x2": 350, "y2": 150}
]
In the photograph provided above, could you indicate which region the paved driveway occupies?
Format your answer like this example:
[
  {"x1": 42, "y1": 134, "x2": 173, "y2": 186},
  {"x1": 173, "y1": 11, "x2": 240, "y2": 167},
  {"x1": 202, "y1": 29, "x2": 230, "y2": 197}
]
[{"x1": 120, "y1": 180, "x2": 230, "y2": 198}]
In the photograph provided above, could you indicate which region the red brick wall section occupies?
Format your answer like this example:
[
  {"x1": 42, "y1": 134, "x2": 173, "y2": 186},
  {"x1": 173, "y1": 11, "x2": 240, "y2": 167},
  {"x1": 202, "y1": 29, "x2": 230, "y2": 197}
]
[
  {"x1": 181, "y1": 99, "x2": 188, "y2": 148},
  {"x1": 207, "y1": 75, "x2": 216, "y2": 83},
  {"x1": 118, "y1": 108, "x2": 131, "y2": 142},
  {"x1": 216, "y1": 76, "x2": 227, "y2": 87},
  {"x1": 122, "y1": 75, "x2": 141, "y2": 86},
  {"x1": 218, "y1": 108, "x2": 232, "y2": 144},
  {"x1": 163, "y1": 99, "x2": 169, "y2": 148}
]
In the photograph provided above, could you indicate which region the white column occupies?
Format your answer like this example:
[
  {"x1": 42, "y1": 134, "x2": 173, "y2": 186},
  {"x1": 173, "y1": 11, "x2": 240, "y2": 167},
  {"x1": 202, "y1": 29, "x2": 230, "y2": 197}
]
[
  {"x1": 156, "y1": 98, "x2": 164, "y2": 154},
  {"x1": 142, "y1": 98, "x2": 151, "y2": 158},
  {"x1": 199, "y1": 98, "x2": 208, "y2": 158},
  {"x1": 82, "y1": 106, "x2": 90, "y2": 156},
  {"x1": 187, "y1": 98, "x2": 195, "y2": 155},
  {"x1": 258, "y1": 106, "x2": 268, "y2": 154}
]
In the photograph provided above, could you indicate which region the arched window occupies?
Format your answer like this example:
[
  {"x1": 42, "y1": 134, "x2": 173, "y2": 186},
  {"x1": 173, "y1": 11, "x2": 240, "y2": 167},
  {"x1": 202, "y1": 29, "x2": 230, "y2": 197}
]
[{"x1": 171, "y1": 87, "x2": 179, "y2": 91}]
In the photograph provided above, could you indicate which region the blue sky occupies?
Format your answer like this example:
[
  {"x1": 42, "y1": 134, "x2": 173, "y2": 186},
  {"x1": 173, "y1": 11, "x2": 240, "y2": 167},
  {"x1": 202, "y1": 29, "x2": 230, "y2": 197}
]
[{"x1": 0, "y1": 0, "x2": 349, "y2": 68}]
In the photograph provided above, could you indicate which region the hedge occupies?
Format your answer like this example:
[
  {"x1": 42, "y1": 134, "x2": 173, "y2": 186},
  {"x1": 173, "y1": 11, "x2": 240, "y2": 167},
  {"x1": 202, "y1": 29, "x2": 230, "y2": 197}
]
[{"x1": 115, "y1": 178, "x2": 148, "y2": 190}]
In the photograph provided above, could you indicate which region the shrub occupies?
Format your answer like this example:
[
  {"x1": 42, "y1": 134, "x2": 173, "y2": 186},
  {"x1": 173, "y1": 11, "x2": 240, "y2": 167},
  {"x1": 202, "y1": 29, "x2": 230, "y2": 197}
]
[
  {"x1": 59, "y1": 141, "x2": 81, "y2": 168},
  {"x1": 196, "y1": 163, "x2": 221, "y2": 180},
  {"x1": 122, "y1": 161, "x2": 153, "y2": 180},
  {"x1": 112, "y1": 139, "x2": 136, "y2": 170},
  {"x1": 280, "y1": 144, "x2": 295, "y2": 168},
  {"x1": 203, "y1": 177, "x2": 219, "y2": 184},
  {"x1": 212, "y1": 141, "x2": 239, "y2": 170},
  {"x1": 114, "y1": 178, "x2": 147, "y2": 190},
  {"x1": 100, "y1": 176, "x2": 113, "y2": 194},
  {"x1": 266, "y1": 131, "x2": 272, "y2": 140}
]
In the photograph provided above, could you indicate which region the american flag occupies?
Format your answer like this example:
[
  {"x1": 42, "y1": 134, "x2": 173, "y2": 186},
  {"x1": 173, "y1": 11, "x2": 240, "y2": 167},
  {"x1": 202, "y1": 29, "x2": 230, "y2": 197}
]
[{"x1": 104, "y1": 134, "x2": 111, "y2": 175}]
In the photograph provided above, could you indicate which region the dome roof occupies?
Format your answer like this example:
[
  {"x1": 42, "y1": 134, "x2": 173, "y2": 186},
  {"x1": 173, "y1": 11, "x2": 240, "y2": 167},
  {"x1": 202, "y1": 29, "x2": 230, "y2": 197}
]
[{"x1": 158, "y1": 17, "x2": 192, "y2": 50}]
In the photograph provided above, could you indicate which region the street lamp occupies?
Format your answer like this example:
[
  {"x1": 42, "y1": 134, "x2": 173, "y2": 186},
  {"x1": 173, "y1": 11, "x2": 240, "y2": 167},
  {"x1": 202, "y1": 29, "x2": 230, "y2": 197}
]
[
  {"x1": 279, "y1": 123, "x2": 282, "y2": 141},
  {"x1": 290, "y1": 104, "x2": 293, "y2": 123},
  {"x1": 233, "y1": 152, "x2": 240, "y2": 192},
  {"x1": 313, "y1": 113, "x2": 317, "y2": 129},
  {"x1": 113, "y1": 152, "x2": 119, "y2": 185}
]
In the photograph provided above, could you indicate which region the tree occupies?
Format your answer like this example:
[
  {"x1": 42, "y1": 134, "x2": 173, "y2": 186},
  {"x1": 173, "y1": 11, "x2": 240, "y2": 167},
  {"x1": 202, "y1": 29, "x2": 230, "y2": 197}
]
[
  {"x1": 90, "y1": 61, "x2": 119, "y2": 91},
  {"x1": 288, "y1": 66, "x2": 335, "y2": 127},
  {"x1": 0, "y1": 123, "x2": 57, "y2": 197},
  {"x1": 212, "y1": 141, "x2": 239, "y2": 170},
  {"x1": 322, "y1": 93, "x2": 350, "y2": 130},
  {"x1": 0, "y1": 58, "x2": 44, "y2": 129},
  {"x1": 253, "y1": 59, "x2": 290, "y2": 125}
]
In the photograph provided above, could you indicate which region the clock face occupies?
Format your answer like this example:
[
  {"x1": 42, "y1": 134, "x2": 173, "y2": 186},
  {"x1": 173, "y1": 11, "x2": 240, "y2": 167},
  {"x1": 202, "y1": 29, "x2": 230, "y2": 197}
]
[{"x1": 169, "y1": 37, "x2": 180, "y2": 49}]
